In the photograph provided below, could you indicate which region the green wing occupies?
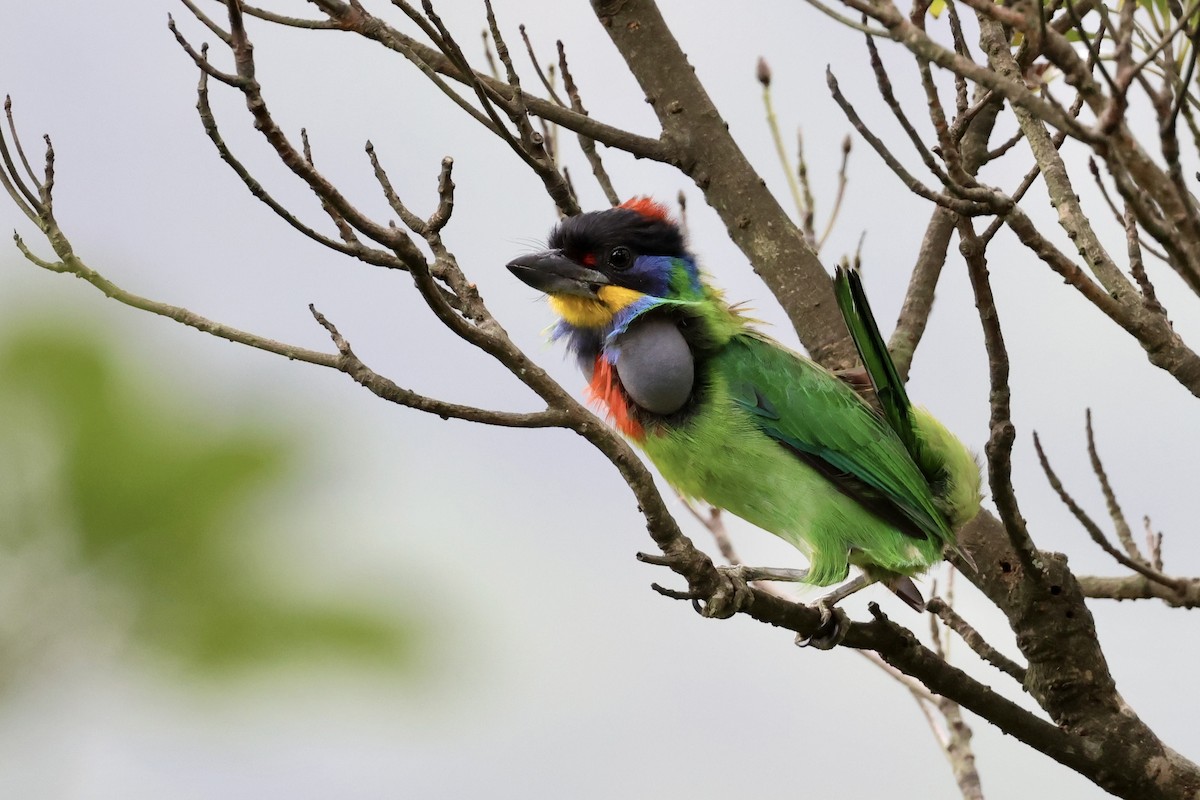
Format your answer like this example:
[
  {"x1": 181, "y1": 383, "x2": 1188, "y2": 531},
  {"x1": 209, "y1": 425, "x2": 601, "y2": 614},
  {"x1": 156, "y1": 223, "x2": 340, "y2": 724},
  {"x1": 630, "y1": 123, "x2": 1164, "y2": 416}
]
[
  {"x1": 833, "y1": 265, "x2": 919, "y2": 457},
  {"x1": 721, "y1": 334, "x2": 953, "y2": 545}
]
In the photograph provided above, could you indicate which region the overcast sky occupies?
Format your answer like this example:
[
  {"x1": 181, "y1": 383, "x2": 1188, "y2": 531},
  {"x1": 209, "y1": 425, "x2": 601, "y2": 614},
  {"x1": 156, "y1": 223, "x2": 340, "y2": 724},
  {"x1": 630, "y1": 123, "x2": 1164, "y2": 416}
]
[{"x1": 2, "y1": 1, "x2": 1198, "y2": 798}]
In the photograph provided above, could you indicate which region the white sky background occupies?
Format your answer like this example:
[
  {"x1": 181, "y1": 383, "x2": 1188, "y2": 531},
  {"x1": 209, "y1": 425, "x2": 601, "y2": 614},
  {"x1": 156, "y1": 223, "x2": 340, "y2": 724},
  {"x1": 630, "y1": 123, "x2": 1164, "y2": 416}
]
[{"x1": 2, "y1": 1, "x2": 1198, "y2": 798}]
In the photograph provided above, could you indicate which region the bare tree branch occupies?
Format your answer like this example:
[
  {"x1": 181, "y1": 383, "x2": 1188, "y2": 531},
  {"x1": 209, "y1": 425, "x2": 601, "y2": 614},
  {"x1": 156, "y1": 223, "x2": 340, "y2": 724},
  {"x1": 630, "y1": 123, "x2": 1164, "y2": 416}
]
[
  {"x1": 8, "y1": 3, "x2": 1200, "y2": 799},
  {"x1": 1034, "y1": 430, "x2": 1187, "y2": 593},
  {"x1": 959, "y1": 219, "x2": 1044, "y2": 580},
  {"x1": 556, "y1": 39, "x2": 620, "y2": 206},
  {"x1": 1084, "y1": 409, "x2": 1142, "y2": 564},
  {"x1": 927, "y1": 597, "x2": 1027, "y2": 682},
  {"x1": 591, "y1": 0, "x2": 858, "y2": 369},
  {"x1": 1078, "y1": 574, "x2": 1200, "y2": 608}
]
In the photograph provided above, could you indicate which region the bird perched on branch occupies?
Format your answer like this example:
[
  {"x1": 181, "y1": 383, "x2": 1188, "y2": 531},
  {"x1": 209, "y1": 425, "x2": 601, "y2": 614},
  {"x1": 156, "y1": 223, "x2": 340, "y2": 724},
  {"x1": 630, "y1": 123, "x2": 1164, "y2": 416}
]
[{"x1": 508, "y1": 198, "x2": 980, "y2": 641}]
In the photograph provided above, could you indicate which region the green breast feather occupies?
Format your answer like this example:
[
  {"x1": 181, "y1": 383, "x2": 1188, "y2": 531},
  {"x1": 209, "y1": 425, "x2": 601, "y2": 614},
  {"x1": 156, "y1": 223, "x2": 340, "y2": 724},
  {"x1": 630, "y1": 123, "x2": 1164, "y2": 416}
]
[{"x1": 640, "y1": 333, "x2": 956, "y2": 585}]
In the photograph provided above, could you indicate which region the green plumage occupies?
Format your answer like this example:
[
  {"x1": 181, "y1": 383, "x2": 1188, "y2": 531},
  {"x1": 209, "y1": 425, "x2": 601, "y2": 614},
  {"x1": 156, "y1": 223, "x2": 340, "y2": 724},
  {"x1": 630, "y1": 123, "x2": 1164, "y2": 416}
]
[
  {"x1": 642, "y1": 331, "x2": 961, "y2": 586},
  {"x1": 639, "y1": 269, "x2": 980, "y2": 587},
  {"x1": 508, "y1": 204, "x2": 981, "y2": 593}
]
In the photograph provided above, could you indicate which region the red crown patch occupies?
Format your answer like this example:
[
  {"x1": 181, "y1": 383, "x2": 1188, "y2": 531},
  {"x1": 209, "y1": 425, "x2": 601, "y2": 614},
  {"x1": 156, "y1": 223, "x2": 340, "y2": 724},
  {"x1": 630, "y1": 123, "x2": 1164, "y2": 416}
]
[{"x1": 619, "y1": 196, "x2": 672, "y2": 223}]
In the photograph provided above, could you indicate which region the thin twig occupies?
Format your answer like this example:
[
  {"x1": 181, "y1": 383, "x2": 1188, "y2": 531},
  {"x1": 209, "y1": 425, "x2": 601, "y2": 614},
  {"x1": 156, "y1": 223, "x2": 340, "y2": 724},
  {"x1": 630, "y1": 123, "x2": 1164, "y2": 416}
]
[
  {"x1": 796, "y1": 129, "x2": 817, "y2": 242},
  {"x1": 1123, "y1": 195, "x2": 1173, "y2": 274},
  {"x1": 302, "y1": 129, "x2": 358, "y2": 245},
  {"x1": 481, "y1": 28, "x2": 501, "y2": 81},
  {"x1": 1146, "y1": 515, "x2": 1164, "y2": 572},
  {"x1": 191, "y1": 62, "x2": 404, "y2": 271},
  {"x1": 518, "y1": 24, "x2": 565, "y2": 106},
  {"x1": 4, "y1": 96, "x2": 42, "y2": 188},
  {"x1": 179, "y1": 0, "x2": 233, "y2": 44},
  {"x1": 864, "y1": 33, "x2": 952, "y2": 189},
  {"x1": 1084, "y1": 409, "x2": 1143, "y2": 564},
  {"x1": 959, "y1": 218, "x2": 1045, "y2": 580},
  {"x1": 857, "y1": 649, "x2": 939, "y2": 702},
  {"x1": 557, "y1": 39, "x2": 619, "y2": 206},
  {"x1": 365, "y1": 141, "x2": 427, "y2": 234},
  {"x1": 0, "y1": 99, "x2": 40, "y2": 221},
  {"x1": 986, "y1": 130, "x2": 1025, "y2": 162},
  {"x1": 1078, "y1": 574, "x2": 1200, "y2": 607},
  {"x1": 889, "y1": 207, "x2": 955, "y2": 382},
  {"x1": 250, "y1": 0, "x2": 669, "y2": 170},
  {"x1": 980, "y1": 92, "x2": 1086, "y2": 246},
  {"x1": 757, "y1": 58, "x2": 807, "y2": 227},
  {"x1": 1033, "y1": 432, "x2": 1185, "y2": 592},
  {"x1": 826, "y1": 69, "x2": 990, "y2": 215},
  {"x1": 816, "y1": 135, "x2": 852, "y2": 252},
  {"x1": 927, "y1": 598, "x2": 1028, "y2": 682},
  {"x1": 238, "y1": 1, "x2": 340, "y2": 29},
  {"x1": 856, "y1": 646, "x2": 985, "y2": 799}
]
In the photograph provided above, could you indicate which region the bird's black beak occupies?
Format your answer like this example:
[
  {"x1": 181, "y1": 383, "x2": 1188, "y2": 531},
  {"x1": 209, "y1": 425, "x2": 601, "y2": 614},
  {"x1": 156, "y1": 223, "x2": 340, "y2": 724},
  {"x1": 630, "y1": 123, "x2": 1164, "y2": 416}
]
[{"x1": 506, "y1": 250, "x2": 610, "y2": 297}]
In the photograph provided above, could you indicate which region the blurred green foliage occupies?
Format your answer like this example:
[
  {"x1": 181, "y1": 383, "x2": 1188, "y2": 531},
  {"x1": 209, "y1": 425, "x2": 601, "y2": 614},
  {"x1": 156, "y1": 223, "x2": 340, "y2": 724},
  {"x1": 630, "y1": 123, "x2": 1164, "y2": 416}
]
[{"x1": 0, "y1": 318, "x2": 420, "y2": 681}]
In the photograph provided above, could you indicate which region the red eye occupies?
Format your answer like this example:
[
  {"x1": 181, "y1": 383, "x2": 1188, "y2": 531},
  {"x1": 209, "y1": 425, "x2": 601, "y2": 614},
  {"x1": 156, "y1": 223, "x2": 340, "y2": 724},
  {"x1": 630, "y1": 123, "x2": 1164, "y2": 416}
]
[{"x1": 582, "y1": 253, "x2": 597, "y2": 267}]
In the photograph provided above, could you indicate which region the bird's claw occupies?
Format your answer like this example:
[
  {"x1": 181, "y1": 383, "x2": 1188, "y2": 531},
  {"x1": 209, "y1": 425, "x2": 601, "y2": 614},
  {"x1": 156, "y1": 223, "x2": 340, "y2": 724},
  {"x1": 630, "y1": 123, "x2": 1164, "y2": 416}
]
[
  {"x1": 640, "y1": 554, "x2": 753, "y2": 618},
  {"x1": 795, "y1": 601, "x2": 849, "y2": 650},
  {"x1": 693, "y1": 565, "x2": 755, "y2": 619}
]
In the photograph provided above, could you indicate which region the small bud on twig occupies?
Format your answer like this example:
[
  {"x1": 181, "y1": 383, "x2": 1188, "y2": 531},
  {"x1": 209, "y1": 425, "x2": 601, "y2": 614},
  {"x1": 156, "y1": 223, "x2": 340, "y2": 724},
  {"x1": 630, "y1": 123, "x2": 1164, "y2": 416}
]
[{"x1": 756, "y1": 56, "x2": 772, "y2": 88}]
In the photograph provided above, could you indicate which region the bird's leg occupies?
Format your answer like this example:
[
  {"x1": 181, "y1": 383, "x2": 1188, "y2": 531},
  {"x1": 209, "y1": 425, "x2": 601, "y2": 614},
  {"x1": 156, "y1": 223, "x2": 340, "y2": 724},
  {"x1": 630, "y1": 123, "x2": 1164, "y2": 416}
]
[
  {"x1": 817, "y1": 572, "x2": 878, "y2": 607},
  {"x1": 696, "y1": 566, "x2": 811, "y2": 618},
  {"x1": 795, "y1": 573, "x2": 878, "y2": 650},
  {"x1": 718, "y1": 565, "x2": 810, "y2": 582},
  {"x1": 695, "y1": 566, "x2": 813, "y2": 618}
]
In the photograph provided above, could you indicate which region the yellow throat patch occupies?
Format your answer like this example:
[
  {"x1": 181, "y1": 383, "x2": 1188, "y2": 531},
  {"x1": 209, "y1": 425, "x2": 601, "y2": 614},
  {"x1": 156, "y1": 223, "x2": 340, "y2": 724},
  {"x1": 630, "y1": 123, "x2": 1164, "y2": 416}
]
[{"x1": 549, "y1": 286, "x2": 645, "y2": 328}]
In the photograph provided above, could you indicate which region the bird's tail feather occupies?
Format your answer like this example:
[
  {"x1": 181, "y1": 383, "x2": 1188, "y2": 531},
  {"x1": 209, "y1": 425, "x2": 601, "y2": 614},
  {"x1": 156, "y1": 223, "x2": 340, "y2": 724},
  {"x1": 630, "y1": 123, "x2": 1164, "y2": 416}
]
[
  {"x1": 834, "y1": 267, "x2": 977, "y2": 570},
  {"x1": 833, "y1": 266, "x2": 918, "y2": 458}
]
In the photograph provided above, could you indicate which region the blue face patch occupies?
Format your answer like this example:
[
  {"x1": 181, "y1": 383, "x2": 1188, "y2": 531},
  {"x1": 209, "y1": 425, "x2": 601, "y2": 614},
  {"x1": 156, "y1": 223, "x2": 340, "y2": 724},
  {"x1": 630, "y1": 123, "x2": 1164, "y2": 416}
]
[
  {"x1": 619, "y1": 254, "x2": 675, "y2": 297},
  {"x1": 610, "y1": 254, "x2": 702, "y2": 300}
]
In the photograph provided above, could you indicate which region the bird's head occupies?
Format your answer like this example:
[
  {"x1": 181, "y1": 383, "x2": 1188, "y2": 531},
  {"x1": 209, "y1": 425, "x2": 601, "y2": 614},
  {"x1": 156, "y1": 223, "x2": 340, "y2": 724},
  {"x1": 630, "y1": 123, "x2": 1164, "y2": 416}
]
[{"x1": 506, "y1": 197, "x2": 701, "y2": 331}]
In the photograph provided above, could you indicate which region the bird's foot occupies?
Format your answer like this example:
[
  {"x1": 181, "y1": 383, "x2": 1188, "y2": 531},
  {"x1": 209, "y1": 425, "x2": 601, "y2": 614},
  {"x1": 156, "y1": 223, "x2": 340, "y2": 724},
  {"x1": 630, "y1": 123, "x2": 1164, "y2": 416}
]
[
  {"x1": 794, "y1": 573, "x2": 874, "y2": 649},
  {"x1": 696, "y1": 565, "x2": 757, "y2": 619},
  {"x1": 638, "y1": 554, "x2": 754, "y2": 619},
  {"x1": 795, "y1": 599, "x2": 849, "y2": 650}
]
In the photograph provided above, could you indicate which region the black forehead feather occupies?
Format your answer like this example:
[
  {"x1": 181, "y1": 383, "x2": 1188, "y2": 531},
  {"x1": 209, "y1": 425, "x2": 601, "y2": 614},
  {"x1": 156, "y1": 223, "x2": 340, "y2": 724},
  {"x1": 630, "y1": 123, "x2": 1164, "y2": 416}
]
[{"x1": 548, "y1": 209, "x2": 686, "y2": 257}]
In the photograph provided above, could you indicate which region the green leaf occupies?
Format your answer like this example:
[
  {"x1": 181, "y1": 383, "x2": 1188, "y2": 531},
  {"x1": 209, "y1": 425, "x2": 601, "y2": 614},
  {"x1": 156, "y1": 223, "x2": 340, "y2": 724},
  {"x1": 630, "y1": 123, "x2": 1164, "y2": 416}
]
[{"x1": 0, "y1": 319, "x2": 422, "y2": 679}]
